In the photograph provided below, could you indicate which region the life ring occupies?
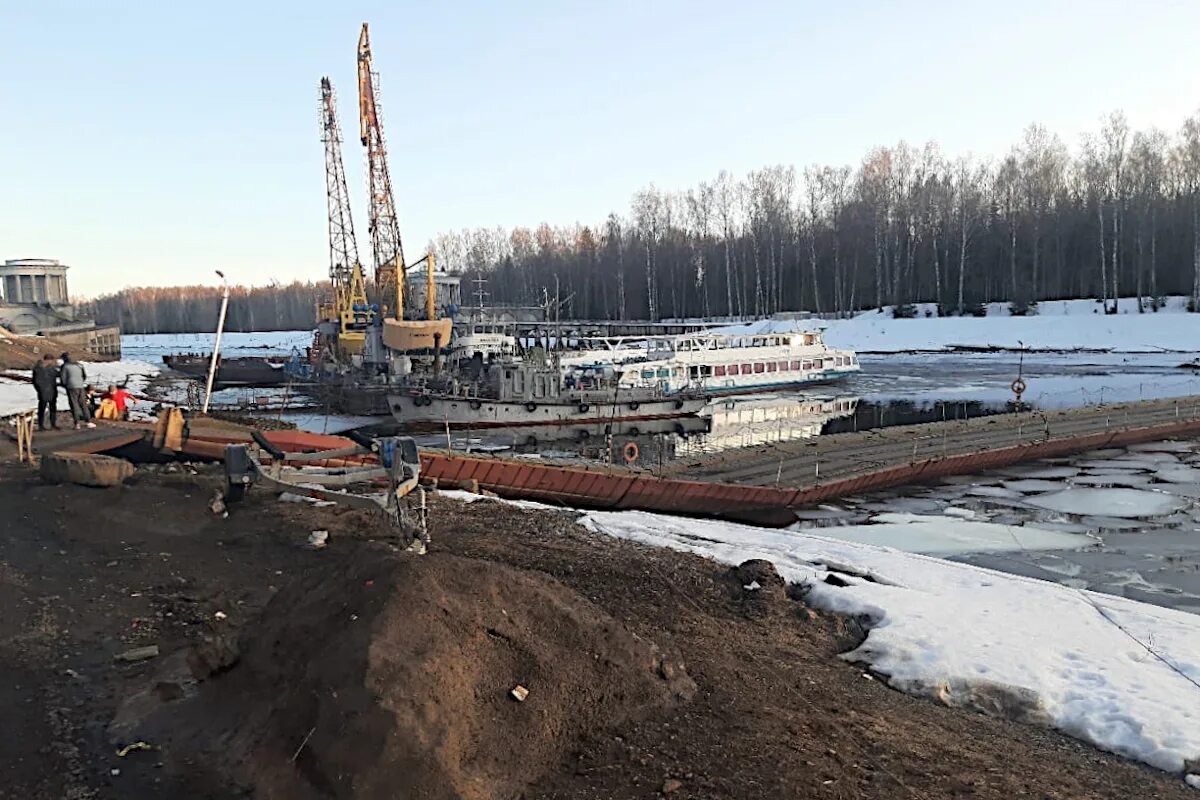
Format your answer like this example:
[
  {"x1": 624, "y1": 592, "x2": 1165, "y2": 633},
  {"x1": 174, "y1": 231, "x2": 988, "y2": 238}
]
[
  {"x1": 1011, "y1": 378, "x2": 1027, "y2": 395},
  {"x1": 469, "y1": 399, "x2": 482, "y2": 410},
  {"x1": 622, "y1": 441, "x2": 640, "y2": 463},
  {"x1": 578, "y1": 402, "x2": 590, "y2": 413},
  {"x1": 525, "y1": 401, "x2": 538, "y2": 412}
]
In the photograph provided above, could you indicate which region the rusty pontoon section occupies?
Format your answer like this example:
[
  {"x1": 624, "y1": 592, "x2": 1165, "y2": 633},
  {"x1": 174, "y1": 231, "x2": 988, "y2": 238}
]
[{"x1": 416, "y1": 414, "x2": 1200, "y2": 525}]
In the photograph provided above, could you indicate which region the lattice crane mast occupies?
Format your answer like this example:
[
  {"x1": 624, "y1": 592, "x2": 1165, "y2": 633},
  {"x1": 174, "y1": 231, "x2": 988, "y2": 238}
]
[
  {"x1": 357, "y1": 22, "x2": 406, "y2": 319},
  {"x1": 318, "y1": 76, "x2": 371, "y2": 354}
]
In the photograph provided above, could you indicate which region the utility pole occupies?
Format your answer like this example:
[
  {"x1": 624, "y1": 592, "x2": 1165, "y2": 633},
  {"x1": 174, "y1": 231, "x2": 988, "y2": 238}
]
[{"x1": 202, "y1": 270, "x2": 230, "y2": 415}]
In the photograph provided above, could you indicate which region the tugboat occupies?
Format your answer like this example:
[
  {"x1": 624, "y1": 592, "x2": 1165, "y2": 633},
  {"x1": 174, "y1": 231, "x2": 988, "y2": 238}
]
[{"x1": 388, "y1": 360, "x2": 706, "y2": 433}]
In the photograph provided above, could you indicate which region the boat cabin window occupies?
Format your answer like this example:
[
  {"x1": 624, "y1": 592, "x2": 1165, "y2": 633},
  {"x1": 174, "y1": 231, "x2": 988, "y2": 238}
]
[
  {"x1": 802, "y1": 360, "x2": 813, "y2": 370},
  {"x1": 766, "y1": 362, "x2": 776, "y2": 373},
  {"x1": 727, "y1": 364, "x2": 739, "y2": 375},
  {"x1": 791, "y1": 360, "x2": 802, "y2": 370},
  {"x1": 742, "y1": 363, "x2": 752, "y2": 374},
  {"x1": 778, "y1": 361, "x2": 788, "y2": 371},
  {"x1": 753, "y1": 362, "x2": 765, "y2": 374},
  {"x1": 714, "y1": 365, "x2": 727, "y2": 377},
  {"x1": 641, "y1": 369, "x2": 655, "y2": 380},
  {"x1": 657, "y1": 368, "x2": 670, "y2": 378}
]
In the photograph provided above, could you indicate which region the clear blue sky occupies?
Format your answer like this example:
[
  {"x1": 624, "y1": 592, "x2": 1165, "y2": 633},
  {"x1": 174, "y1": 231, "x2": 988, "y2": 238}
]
[{"x1": 4, "y1": 0, "x2": 1199, "y2": 298}]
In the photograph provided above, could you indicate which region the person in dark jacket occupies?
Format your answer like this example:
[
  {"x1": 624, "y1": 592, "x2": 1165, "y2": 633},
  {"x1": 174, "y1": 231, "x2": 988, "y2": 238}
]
[{"x1": 32, "y1": 354, "x2": 59, "y2": 431}]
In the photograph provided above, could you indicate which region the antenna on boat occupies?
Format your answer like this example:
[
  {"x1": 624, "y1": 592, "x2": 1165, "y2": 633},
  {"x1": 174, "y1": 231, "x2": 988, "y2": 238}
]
[{"x1": 472, "y1": 276, "x2": 488, "y2": 312}]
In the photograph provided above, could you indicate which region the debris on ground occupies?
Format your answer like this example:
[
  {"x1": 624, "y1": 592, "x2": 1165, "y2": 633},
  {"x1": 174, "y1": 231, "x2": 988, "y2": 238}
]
[
  {"x1": 208, "y1": 490, "x2": 227, "y2": 517},
  {"x1": 113, "y1": 645, "x2": 159, "y2": 663},
  {"x1": 116, "y1": 741, "x2": 154, "y2": 757},
  {"x1": 40, "y1": 452, "x2": 134, "y2": 488}
]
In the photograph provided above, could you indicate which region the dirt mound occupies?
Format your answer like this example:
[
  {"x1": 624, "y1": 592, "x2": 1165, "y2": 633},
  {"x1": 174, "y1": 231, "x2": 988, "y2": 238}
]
[{"x1": 129, "y1": 546, "x2": 693, "y2": 799}]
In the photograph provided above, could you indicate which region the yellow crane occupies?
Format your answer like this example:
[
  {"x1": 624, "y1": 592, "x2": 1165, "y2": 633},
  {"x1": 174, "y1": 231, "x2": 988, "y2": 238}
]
[
  {"x1": 316, "y1": 76, "x2": 372, "y2": 357},
  {"x1": 356, "y1": 23, "x2": 451, "y2": 353}
]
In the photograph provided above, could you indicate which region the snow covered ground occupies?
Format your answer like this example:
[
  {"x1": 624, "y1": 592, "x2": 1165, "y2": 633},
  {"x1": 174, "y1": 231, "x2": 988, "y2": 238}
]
[
  {"x1": 586, "y1": 508, "x2": 1200, "y2": 781},
  {"x1": 442, "y1": 489, "x2": 1200, "y2": 784},
  {"x1": 822, "y1": 296, "x2": 1200, "y2": 354}
]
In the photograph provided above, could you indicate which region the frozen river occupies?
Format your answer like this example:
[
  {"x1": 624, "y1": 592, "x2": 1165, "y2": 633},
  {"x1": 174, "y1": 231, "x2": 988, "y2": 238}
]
[
  {"x1": 791, "y1": 440, "x2": 1200, "y2": 616},
  {"x1": 848, "y1": 351, "x2": 1200, "y2": 409}
]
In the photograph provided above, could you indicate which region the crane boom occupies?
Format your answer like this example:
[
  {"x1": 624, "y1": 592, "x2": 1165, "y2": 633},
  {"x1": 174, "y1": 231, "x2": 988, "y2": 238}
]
[
  {"x1": 357, "y1": 22, "x2": 405, "y2": 317},
  {"x1": 320, "y1": 77, "x2": 364, "y2": 313},
  {"x1": 317, "y1": 77, "x2": 370, "y2": 355}
]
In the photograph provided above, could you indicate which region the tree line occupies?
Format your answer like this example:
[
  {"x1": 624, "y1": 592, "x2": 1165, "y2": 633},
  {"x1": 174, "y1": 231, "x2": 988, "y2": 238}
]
[
  {"x1": 81, "y1": 108, "x2": 1200, "y2": 334},
  {"x1": 81, "y1": 282, "x2": 327, "y2": 334},
  {"x1": 428, "y1": 109, "x2": 1200, "y2": 320}
]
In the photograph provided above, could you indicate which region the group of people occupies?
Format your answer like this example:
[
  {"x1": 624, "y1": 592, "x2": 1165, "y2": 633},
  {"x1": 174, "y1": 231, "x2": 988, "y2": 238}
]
[{"x1": 31, "y1": 353, "x2": 134, "y2": 431}]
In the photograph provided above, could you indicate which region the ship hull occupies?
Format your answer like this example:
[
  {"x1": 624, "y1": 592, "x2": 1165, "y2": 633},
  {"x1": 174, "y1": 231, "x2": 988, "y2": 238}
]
[
  {"x1": 387, "y1": 392, "x2": 706, "y2": 432},
  {"x1": 693, "y1": 367, "x2": 860, "y2": 396},
  {"x1": 162, "y1": 355, "x2": 290, "y2": 388}
]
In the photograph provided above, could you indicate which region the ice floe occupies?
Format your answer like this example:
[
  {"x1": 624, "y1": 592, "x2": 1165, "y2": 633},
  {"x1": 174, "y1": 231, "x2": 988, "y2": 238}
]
[
  {"x1": 996, "y1": 465, "x2": 1080, "y2": 480},
  {"x1": 806, "y1": 512, "x2": 1091, "y2": 556},
  {"x1": 965, "y1": 485, "x2": 1024, "y2": 499},
  {"x1": 1025, "y1": 488, "x2": 1187, "y2": 519},
  {"x1": 1001, "y1": 479, "x2": 1071, "y2": 493},
  {"x1": 1154, "y1": 466, "x2": 1200, "y2": 484},
  {"x1": 1070, "y1": 474, "x2": 1154, "y2": 488}
]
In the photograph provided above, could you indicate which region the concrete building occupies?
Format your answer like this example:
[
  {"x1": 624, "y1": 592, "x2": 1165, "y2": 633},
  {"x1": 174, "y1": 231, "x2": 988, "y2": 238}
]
[
  {"x1": 0, "y1": 258, "x2": 121, "y2": 356},
  {"x1": 405, "y1": 270, "x2": 462, "y2": 318}
]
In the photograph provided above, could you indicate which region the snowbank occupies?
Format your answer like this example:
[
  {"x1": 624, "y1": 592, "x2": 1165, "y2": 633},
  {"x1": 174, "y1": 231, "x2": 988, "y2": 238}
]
[
  {"x1": 823, "y1": 296, "x2": 1200, "y2": 354},
  {"x1": 577, "y1": 509, "x2": 1200, "y2": 780},
  {"x1": 443, "y1": 490, "x2": 1200, "y2": 783}
]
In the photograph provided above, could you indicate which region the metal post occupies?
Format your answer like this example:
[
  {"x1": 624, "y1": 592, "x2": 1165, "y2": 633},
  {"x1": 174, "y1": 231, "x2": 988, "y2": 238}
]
[{"x1": 202, "y1": 270, "x2": 231, "y2": 415}]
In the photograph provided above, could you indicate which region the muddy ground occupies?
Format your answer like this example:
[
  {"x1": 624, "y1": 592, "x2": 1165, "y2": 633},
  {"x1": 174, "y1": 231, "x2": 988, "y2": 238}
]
[{"x1": 0, "y1": 457, "x2": 1192, "y2": 799}]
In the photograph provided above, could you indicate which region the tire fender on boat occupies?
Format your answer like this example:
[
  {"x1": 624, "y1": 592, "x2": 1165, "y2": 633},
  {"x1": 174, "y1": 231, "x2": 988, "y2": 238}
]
[
  {"x1": 627, "y1": 401, "x2": 640, "y2": 411},
  {"x1": 525, "y1": 401, "x2": 538, "y2": 412},
  {"x1": 469, "y1": 399, "x2": 482, "y2": 410},
  {"x1": 578, "y1": 402, "x2": 590, "y2": 413}
]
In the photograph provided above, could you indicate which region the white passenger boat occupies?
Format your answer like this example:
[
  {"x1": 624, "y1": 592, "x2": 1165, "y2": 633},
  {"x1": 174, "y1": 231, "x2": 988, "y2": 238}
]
[{"x1": 605, "y1": 321, "x2": 859, "y2": 396}]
